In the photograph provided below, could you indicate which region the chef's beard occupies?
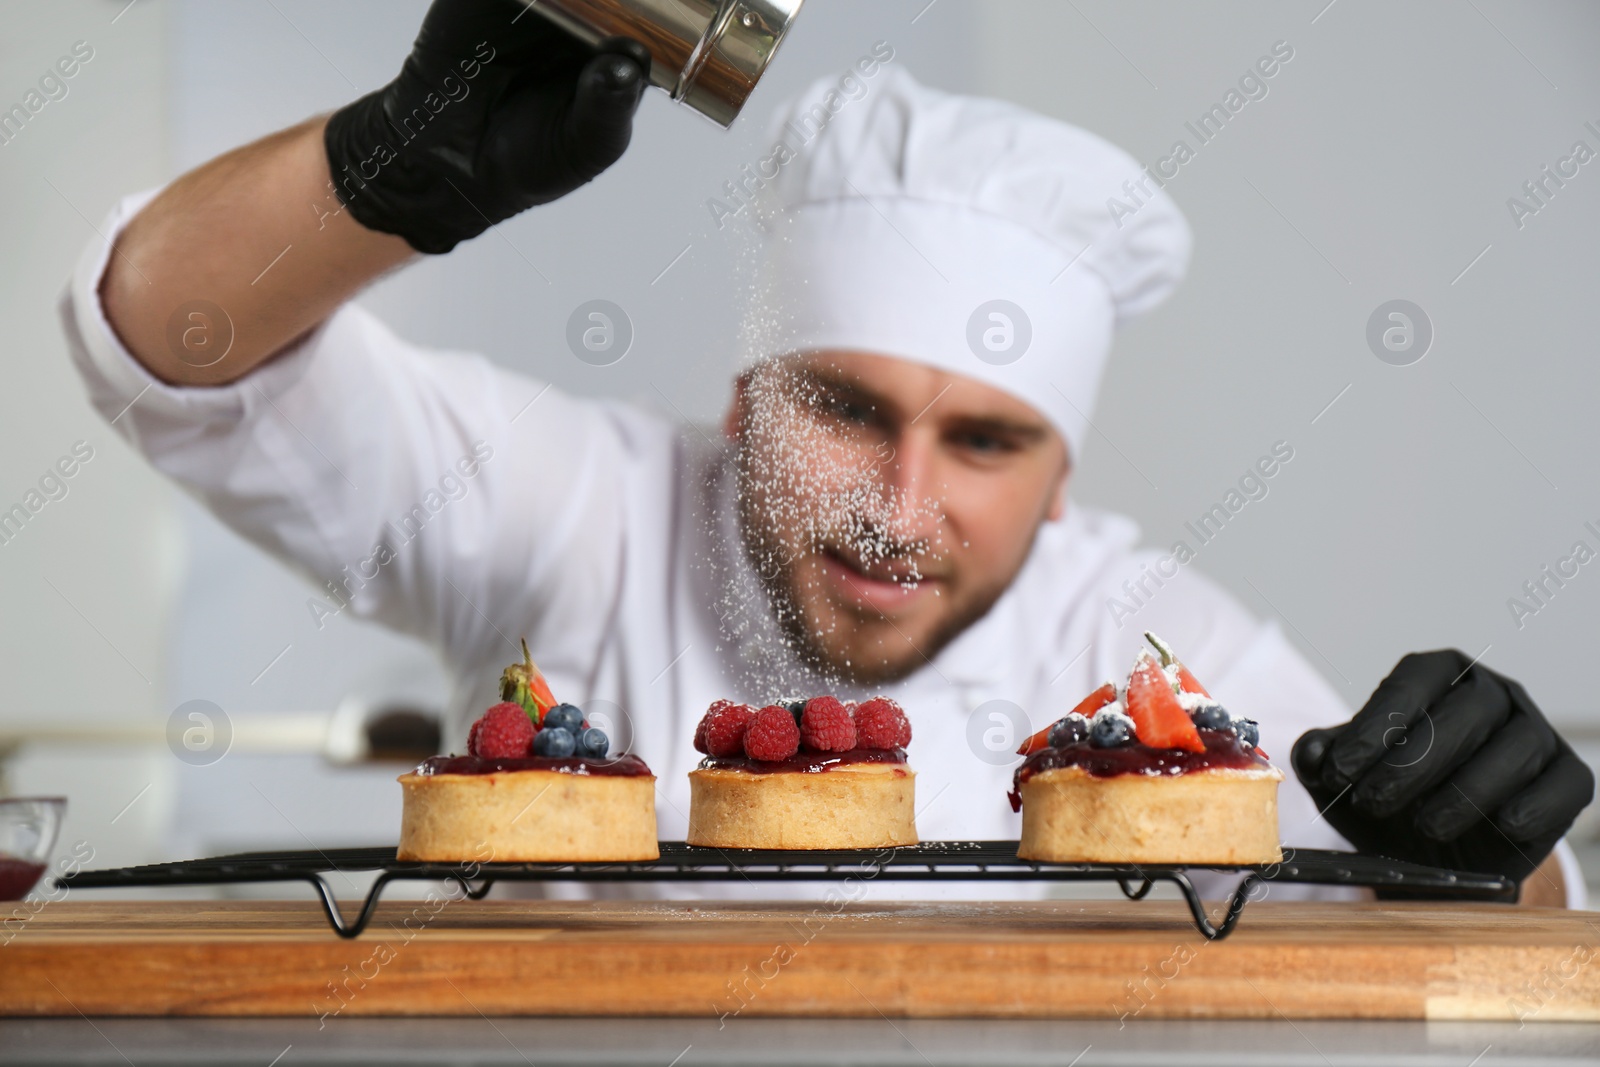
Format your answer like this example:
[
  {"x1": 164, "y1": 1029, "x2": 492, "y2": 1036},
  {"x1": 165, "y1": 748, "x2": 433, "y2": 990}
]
[{"x1": 731, "y1": 451, "x2": 1015, "y2": 688}]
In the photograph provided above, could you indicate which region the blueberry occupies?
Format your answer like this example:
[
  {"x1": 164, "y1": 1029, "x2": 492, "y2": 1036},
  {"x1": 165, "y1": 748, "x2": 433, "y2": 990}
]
[
  {"x1": 578, "y1": 726, "x2": 610, "y2": 758},
  {"x1": 533, "y1": 725, "x2": 576, "y2": 757},
  {"x1": 1047, "y1": 713, "x2": 1090, "y2": 748},
  {"x1": 1231, "y1": 717, "x2": 1260, "y2": 748},
  {"x1": 1089, "y1": 710, "x2": 1133, "y2": 748},
  {"x1": 784, "y1": 698, "x2": 808, "y2": 722},
  {"x1": 1189, "y1": 702, "x2": 1230, "y2": 731},
  {"x1": 542, "y1": 703, "x2": 583, "y2": 734}
]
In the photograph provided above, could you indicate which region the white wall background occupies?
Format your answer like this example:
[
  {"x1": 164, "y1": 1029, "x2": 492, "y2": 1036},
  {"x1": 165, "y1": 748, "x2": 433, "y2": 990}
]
[
  {"x1": 981, "y1": 0, "x2": 1600, "y2": 726},
  {"x1": 2, "y1": 0, "x2": 1599, "y2": 871},
  {"x1": 0, "y1": 1, "x2": 181, "y2": 871},
  {"x1": 0, "y1": 2, "x2": 174, "y2": 733}
]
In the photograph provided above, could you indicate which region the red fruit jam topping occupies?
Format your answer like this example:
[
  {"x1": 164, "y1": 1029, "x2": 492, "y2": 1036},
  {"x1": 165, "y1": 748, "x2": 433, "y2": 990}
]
[
  {"x1": 1007, "y1": 728, "x2": 1267, "y2": 810},
  {"x1": 700, "y1": 748, "x2": 909, "y2": 775},
  {"x1": 417, "y1": 754, "x2": 652, "y2": 777}
]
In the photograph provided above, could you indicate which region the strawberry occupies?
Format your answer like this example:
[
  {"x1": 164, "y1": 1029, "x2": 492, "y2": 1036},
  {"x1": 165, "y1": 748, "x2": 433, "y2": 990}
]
[
  {"x1": 500, "y1": 639, "x2": 559, "y2": 722},
  {"x1": 1125, "y1": 650, "x2": 1204, "y2": 752},
  {"x1": 529, "y1": 673, "x2": 557, "y2": 714},
  {"x1": 468, "y1": 701, "x2": 536, "y2": 758},
  {"x1": 800, "y1": 696, "x2": 856, "y2": 752},
  {"x1": 1017, "y1": 682, "x2": 1116, "y2": 755},
  {"x1": 743, "y1": 704, "x2": 801, "y2": 761}
]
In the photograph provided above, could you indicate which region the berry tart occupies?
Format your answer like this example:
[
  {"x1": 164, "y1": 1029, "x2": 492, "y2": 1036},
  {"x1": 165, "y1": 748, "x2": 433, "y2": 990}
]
[
  {"x1": 397, "y1": 642, "x2": 658, "y2": 862},
  {"x1": 686, "y1": 696, "x2": 918, "y2": 849},
  {"x1": 1012, "y1": 632, "x2": 1282, "y2": 864}
]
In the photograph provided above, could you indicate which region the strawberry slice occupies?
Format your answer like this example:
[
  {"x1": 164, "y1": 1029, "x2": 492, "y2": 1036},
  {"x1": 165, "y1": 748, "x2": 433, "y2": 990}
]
[
  {"x1": 1175, "y1": 664, "x2": 1210, "y2": 698},
  {"x1": 528, "y1": 671, "x2": 557, "y2": 716},
  {"x1": 1016, "y1": 682, "x2": 1116, "y2": 755},
  {"x1": 1070, "y1": 681, "x2": 1118, "y2": 721},
  {"x1": 1126, "y1": 651, "x2": 1204, "y2": 752},
  {"x1": 1015, "y1": 724, "x2": 1053, "y2": 758}
]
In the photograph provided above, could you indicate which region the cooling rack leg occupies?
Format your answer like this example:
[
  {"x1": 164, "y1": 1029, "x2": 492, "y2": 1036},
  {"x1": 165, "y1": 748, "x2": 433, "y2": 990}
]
[
  {"x1": 305, "y1": 873, "x2": 396, "y2": 939},
  {"x1": 1117, "y1": 877, "x2": 1154, "y2": 901},
  {"x1": 1212, "y1": 874, "x2": 1262, "y2": 938},
  {"x1": 453, "y1": 877, "x2": 496, "y2": 901},
  {"x1": 1169, "y1": 872, "x2": 1258, "y2": 941}
]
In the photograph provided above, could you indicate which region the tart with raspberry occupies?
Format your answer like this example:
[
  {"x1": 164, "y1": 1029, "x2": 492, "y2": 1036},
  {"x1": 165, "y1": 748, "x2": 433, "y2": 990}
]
[
  {"x1": 686, "y1": 696, "x2": 917, "y2": 849},
  {"x1": 1012, "y1": 632, "x2": 1282, "y2": 864},
  {"x1": 397, "y1": 642, "x2": 658, "y2": 862}
]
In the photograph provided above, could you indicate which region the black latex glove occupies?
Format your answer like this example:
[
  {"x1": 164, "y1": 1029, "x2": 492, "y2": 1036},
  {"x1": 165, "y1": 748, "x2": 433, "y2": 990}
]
[
  {"x1": 1292, "y1": 650, "x2": 1593, "y2": 891},
  {"x1": 324, "y1": 0, "x2": 650, "y2": 254}
]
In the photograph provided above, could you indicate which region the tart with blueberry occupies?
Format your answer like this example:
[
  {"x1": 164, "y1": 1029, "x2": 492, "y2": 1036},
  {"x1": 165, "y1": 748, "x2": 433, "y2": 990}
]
[
  {"x1": 686, "y1": 696, "x2": 917, "y2": 849},
  {"x1": 1011, "y1": 632, "x2": 1282, "y2": 864},
  {"x1": 397, "y1": 642, "x2": 658, "y2": 862}
]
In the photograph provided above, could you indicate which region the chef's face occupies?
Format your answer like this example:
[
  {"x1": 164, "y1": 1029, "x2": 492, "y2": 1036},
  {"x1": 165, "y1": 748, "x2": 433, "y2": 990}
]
[{"x1": 727, "y1": 351, "x2": 1070, "y2": 686}]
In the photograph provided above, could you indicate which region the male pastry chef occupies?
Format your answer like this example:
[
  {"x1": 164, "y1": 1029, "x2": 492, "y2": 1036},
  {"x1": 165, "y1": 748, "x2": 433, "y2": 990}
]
[{"x1": 64, "y1": 0, "x2": 1590, "y2": 904}]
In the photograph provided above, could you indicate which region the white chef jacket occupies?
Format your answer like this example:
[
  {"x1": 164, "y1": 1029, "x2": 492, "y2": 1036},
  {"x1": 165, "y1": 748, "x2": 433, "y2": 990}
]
[{"x1": 63, "y1": 190, "x2": 1585, "y2": 907}]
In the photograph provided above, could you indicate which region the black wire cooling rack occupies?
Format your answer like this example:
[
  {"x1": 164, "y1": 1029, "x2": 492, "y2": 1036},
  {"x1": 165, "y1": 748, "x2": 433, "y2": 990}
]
[{"x1": 57, "y1": 841, "x2": 1516, "y2": 941}]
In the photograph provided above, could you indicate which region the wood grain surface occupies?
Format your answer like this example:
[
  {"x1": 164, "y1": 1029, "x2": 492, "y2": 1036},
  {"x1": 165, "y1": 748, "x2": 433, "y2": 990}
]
[{"x1": 2, "y1": 899, "x2": 1598, "y2": 1020}]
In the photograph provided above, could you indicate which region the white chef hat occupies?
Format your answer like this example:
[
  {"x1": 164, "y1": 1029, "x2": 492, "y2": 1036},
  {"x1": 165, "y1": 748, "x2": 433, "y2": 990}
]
[{"x1": 737, "y1": 66, "x2": 1191, "y2": 462}]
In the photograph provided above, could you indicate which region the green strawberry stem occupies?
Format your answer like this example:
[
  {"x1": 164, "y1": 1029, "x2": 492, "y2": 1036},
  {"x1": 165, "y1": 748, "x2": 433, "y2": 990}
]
[
  {"x1": 499, "y1": 639, "x2": 544, "y2": 724},
  {"x1": 1143, "y1": 631, "x2": 1177, "y2": 666}
]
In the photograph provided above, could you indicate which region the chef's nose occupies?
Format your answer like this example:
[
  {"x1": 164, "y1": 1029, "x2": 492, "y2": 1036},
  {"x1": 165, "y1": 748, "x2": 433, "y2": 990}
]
[{"x1": 877, "y1": 431, "x2": 942, "y2": 540}]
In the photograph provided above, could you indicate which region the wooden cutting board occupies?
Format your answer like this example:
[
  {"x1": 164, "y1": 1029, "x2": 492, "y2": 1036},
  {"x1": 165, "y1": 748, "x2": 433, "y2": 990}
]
[{"x1": 3, "y1": 899, "x2": 1597, "y2": 1020}]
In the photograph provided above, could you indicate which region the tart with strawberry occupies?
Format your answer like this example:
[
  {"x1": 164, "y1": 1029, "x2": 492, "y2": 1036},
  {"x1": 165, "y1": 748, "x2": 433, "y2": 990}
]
[
  {"x1": 397, "y1": 641, "x2": 658, "y2": 862},
  {"x1": 1012, "y1": 632, "x2": 1282, "y2": 864},
  {"x1": 686, "y1": 696, "x2": 918, "y2": 849}
]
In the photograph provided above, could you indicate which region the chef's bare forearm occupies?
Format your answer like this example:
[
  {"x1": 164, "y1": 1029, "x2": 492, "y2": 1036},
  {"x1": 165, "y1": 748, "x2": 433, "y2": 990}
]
[
  {"x1": 100, "y1": 116, "x2": 414, "y2": 387},
  {"x1": 1518, "y1": 851, "x2": 1567, "y2": 907}
]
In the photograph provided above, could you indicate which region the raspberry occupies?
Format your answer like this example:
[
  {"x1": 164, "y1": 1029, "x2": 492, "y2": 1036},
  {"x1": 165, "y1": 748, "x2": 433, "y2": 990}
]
[
  {"x1": 742, "y1": 704, "x2": 800, "y2": 761},
  {"x1": 700, "y1": 700, "x2": 755, "y2": 758},
  {"x1": 854, "y1": 697, "x2": 911, "y2": 749},
  {"x1": 695, "y1": 699, "x2": 737, "y2": 753},
  {"x1": 800, "y1": 696, "x2": 855, "y2": 752},
  {"x1": 468, "y1": 701, "x2": 535, "y2": 758}
]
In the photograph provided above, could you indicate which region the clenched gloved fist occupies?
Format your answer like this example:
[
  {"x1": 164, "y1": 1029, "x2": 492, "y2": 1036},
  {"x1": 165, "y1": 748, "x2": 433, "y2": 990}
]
[
  {"x1": 325, "y1": 0, "x2": 650, "y2": 254},
  {"x1": 1292, "y1": 650, "x2": 1593, "y2": 890}
]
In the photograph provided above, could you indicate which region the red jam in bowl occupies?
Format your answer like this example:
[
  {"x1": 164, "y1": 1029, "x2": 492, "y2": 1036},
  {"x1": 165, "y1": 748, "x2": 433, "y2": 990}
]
[{"x1": 0, "y1": 856, "x2": 47, "y2": 901}]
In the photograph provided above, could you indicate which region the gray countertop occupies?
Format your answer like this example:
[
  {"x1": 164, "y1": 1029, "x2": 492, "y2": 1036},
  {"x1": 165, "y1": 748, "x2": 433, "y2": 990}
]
[{"x1": 3, "y1": 1017, "x2": 1599, "y2": 1066}]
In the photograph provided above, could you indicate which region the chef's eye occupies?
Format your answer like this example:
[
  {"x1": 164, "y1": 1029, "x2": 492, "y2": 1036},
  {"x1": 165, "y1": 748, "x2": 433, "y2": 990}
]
[
  {"x1": 814, "y1": 393, "x2": 874, "y2": 426},
  {"x1": 953, "y1": 429, "x2": 1022, "y2": 456}
]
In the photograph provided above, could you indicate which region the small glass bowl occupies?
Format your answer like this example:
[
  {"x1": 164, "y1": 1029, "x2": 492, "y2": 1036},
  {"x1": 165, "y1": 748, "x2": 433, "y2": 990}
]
[{"x1": 0, "y1": 797, "x2": 67, "y2": 901}]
